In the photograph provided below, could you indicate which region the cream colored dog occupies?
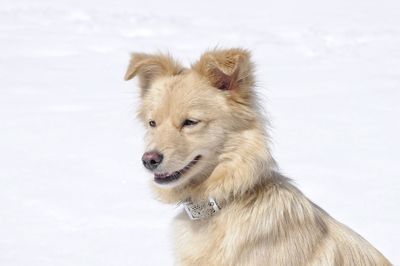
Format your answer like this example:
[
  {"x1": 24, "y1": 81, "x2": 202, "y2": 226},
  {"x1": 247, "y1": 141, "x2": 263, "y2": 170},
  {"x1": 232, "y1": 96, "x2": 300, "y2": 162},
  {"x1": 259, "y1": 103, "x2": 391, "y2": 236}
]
[{"x1": 125, "y1": 48, "x2": 391, "y2": 266}]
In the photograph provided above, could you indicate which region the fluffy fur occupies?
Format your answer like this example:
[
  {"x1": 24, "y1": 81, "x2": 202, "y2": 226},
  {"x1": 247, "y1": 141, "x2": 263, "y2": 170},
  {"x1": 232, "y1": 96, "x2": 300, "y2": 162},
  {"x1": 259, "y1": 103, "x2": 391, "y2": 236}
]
[{"x1": 125, "y1": 48, "x2": 391, "y2": 265}]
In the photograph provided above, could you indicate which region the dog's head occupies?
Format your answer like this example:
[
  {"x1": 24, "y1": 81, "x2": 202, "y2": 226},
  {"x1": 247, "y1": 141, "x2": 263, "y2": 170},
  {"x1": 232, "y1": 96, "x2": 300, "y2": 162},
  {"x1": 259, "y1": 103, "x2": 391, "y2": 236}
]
[{"x1": 125, "y1": 49, "x2": 258, "y2": 192}]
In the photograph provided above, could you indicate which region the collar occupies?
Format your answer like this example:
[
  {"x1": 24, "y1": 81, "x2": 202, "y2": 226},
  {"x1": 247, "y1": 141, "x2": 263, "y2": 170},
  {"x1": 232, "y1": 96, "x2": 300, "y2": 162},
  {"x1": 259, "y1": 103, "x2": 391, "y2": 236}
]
[
  {"x1": 183, "y1": 198, "x2": 222, "y2": 220},
  {"x1": 181, "y1": 177, "x2": 274, "y2": 221}
]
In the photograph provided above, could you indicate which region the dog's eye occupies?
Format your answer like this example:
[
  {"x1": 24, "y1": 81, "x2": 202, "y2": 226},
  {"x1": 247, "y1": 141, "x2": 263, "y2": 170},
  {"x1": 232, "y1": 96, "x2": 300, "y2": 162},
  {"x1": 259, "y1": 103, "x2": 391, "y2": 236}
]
[
  {"x1": 149, "y1": 120, "x2": 157, "y2": 127},
  {"x1": 182, "y1": 119, "x2": 198, "y2": 127}
]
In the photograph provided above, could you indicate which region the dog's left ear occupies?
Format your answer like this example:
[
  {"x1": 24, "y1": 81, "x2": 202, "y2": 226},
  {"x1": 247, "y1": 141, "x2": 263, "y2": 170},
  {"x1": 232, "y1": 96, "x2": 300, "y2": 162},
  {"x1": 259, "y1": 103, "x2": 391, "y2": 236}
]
[
  {"x1": 192, "y1": 48, "x2": 255, "y2": 100},
  {"x1": 124, "y1": 53, "x2": 183, "y2": 95}
]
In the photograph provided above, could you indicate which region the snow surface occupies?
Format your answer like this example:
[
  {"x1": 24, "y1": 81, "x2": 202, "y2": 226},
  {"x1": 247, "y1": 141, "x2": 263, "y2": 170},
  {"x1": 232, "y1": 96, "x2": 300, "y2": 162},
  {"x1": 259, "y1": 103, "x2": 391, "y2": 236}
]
[{"x1": 1, "y1": 0, "x2": 399, "y2": 265}]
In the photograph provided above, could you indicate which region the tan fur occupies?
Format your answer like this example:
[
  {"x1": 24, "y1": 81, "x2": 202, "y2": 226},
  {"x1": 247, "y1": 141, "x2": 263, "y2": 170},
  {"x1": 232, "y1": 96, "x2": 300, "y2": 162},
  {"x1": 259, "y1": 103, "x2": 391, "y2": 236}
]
[{"x1": 125, "y1": 48, "x2": 391, "y2": 265}]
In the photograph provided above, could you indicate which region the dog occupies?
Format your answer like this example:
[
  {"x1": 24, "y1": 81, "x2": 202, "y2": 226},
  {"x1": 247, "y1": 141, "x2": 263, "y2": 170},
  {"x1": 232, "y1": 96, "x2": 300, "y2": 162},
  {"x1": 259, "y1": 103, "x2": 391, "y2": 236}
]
[{"x1": 124, "y1": 48, "x2": 391, "y2": 265}]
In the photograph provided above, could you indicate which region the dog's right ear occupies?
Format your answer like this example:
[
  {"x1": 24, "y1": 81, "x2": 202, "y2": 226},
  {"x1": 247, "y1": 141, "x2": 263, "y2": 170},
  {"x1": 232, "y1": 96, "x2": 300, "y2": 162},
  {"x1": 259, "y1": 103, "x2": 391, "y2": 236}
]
[{"x1": 124, "y1": 53, "x2": 183, "y2": 95}]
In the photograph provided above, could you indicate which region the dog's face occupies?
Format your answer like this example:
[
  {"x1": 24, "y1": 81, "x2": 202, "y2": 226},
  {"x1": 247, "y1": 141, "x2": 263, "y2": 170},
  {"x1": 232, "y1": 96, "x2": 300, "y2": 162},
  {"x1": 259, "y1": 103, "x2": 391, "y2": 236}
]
[
  {"x1": 138, "y1": 73, "x2": 229, "y2": 187},
  {"x1": 125, "y1": 49, "x2": 255, "y2": 189}
]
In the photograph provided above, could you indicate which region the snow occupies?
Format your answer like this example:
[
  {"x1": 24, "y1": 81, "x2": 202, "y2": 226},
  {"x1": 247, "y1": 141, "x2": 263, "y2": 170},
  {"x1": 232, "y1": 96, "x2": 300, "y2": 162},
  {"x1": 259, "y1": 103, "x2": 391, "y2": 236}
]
[{"x1": 1, "y1": 0, "x2": 399, "y2": 265}]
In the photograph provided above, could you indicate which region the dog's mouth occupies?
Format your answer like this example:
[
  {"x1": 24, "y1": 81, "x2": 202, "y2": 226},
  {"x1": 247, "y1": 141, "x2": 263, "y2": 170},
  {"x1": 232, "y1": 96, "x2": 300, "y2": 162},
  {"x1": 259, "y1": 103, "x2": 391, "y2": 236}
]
[{"x1": 154, "y1": 155, "x2": 202, "y2": 184}]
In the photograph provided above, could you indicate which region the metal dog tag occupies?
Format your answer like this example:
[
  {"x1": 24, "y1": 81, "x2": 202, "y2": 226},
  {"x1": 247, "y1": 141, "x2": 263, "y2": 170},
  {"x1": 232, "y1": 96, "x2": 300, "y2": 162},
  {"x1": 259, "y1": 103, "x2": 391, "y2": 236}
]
[{"x1": 184, "y1": 198, "x2": 221, "y2": 220}]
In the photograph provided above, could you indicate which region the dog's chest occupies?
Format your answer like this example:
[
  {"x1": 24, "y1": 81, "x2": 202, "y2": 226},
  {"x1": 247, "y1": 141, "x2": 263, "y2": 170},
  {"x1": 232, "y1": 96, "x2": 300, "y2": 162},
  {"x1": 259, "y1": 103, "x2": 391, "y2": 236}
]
[{"x1": 172, "y1": 211, "x2": 234, "y2": 266}]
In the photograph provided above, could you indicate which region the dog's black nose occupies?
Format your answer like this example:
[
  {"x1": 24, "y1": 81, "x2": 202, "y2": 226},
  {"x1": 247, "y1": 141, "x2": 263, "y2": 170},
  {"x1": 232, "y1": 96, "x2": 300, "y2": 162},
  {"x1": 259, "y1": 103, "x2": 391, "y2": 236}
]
[{"x1": 142, "y1": 151, "x2": 163, "y2": 170}]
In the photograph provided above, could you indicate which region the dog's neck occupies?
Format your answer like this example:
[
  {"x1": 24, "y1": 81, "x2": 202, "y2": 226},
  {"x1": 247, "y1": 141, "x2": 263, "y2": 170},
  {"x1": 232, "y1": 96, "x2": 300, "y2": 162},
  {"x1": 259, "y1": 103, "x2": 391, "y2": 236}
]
[{"x1": 181, "y1": 173, "x2": 282, "y2": 220}]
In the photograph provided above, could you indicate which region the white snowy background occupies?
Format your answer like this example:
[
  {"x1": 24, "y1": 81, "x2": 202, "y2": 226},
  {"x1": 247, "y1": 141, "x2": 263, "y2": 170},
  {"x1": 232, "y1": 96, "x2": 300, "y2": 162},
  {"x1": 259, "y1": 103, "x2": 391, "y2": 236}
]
[{"x1": 1, "y1": 0, "x2": 399, "y2": 265}]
